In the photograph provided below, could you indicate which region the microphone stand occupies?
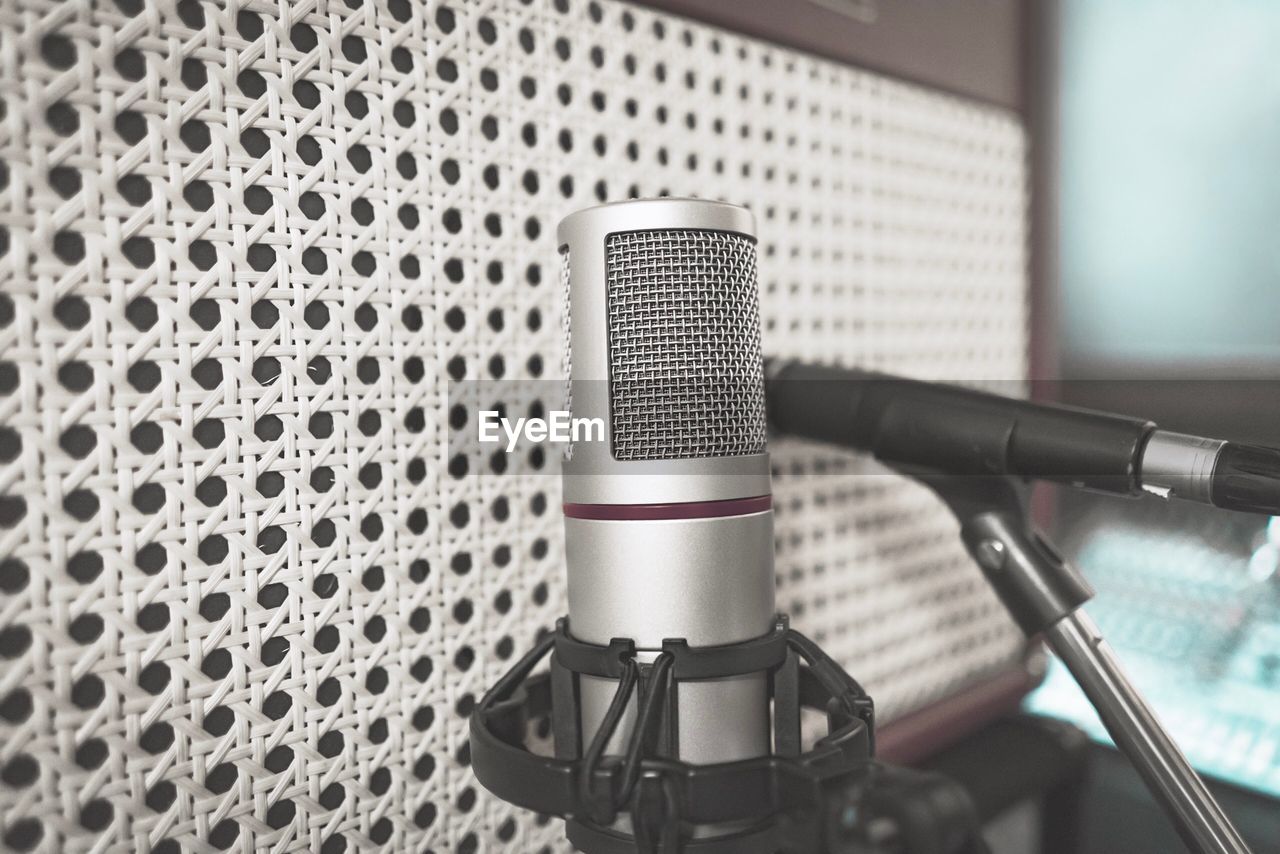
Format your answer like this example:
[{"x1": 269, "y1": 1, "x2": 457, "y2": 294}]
[{"x1": 905, "y1": 471, "x2": 1252, "y2": 854}]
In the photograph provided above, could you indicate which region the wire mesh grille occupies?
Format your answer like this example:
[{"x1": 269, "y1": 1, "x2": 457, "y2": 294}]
[
  {"x1": 0, "y1": 0, "x2": 1028, "y2": 851},
  {"x1": 559, "y1": 247, "x2": 574, "y2": 461},
  {"x1": 606, "y1": 229, "x2": 767, "y2": 461}
]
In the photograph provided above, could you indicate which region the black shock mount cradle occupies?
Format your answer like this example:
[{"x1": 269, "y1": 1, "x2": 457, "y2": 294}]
[{"x1": 471, "y1": 616, "x2": 988, "y2": 854}]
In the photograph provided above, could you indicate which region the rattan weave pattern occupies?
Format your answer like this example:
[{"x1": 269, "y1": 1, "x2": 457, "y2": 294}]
[{"x1": 0, "y1": 0, "x2": 1027, "y2": 851}]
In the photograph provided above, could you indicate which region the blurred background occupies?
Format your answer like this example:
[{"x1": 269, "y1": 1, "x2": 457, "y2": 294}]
[
  {"x1": 1055, "y1": 0, "x2": 1280, "y2": 379},
  {"x1": 1024, "y1": 1, "x2": 1280, "y2": 851}
]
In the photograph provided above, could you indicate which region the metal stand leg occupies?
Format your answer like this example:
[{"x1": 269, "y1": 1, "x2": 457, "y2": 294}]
[
  {"x1": 914, "y1": 475, "x2": 1252, "y2": 854},
  {"x1": 1046, "y1": 611, "x2": 1249, "y2": 854}
]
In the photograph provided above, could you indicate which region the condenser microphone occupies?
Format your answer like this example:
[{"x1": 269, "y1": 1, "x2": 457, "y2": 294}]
[
  {"x1": 471, "y1": 201, "x2": 991, "y2": 852},
  {"x1": 766, "y1": 360, "x2": 1280, "y2": 516},
  {"x1": 556, "y1": 199, "x2": 776, "y2": 833}
]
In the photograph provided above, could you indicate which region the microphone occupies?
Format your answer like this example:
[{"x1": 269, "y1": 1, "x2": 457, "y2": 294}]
[
  {"x1": 765, "y1": 360, "x2": 1280, "y2": 515},
  {"x1": 556, "y1": 198, "x2": 775, "y2": 795},
  {"x1": 472, "y1": 198, "x2": 988, "y2": 853}
]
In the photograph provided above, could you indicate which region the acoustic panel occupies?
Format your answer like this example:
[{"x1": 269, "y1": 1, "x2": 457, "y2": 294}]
[{"x1": 0, "y1": 0, "x2": 1028, "y2": 851}]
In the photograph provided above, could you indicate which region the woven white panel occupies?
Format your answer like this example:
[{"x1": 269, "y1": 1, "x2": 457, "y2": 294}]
[{"x1": 0, "y1": 0, "x2": 1027, "y2": 851}]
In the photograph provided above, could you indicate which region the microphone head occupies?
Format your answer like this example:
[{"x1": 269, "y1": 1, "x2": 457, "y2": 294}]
[{"x1": 557, "y1": 199, "x2": 770, "y2": 506}]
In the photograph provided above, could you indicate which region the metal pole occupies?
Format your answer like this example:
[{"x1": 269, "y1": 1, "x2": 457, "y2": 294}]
[
  {"x1": 1045, "y1": 611, "x2": 1251, "y2": 854},
  {"x1": 901, "y1": 474, "x2": 1251, "y2": 854}
]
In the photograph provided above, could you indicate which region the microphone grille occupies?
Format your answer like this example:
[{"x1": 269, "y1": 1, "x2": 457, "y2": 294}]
[
  {"x1": 559, "y1": 246, "x2": 575, "y2": 461},
  {"x1": 606, "y1": 229, "x2": 767, "y2": 461}
]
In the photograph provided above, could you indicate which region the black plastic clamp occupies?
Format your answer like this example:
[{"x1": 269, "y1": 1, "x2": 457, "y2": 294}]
[{"x1": 469, "y1": 615, "x2": 877, "y2": 854}]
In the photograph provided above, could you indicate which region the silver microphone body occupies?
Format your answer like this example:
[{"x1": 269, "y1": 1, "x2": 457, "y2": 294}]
[{"x1": 557, "y1": 198, "x2": 775, "y2": 766}]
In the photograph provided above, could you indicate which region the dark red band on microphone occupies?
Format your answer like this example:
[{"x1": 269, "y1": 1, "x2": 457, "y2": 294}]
[{"x1": 563, "y1": 494, "x2": 772, "y2": 521}]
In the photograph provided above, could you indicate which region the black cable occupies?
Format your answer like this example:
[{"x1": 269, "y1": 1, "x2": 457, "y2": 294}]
[
  {"x1": 618, "y1": 653, "x2": 675, "y2": 806},
  {"x1": 577, "y1": 655, "x2": 639, "y2": 822}
]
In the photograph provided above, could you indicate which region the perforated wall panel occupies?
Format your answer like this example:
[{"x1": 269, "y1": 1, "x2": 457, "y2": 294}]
[{"x1": 0, "y1": 0, "x2": 1028, "y2": 852}]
